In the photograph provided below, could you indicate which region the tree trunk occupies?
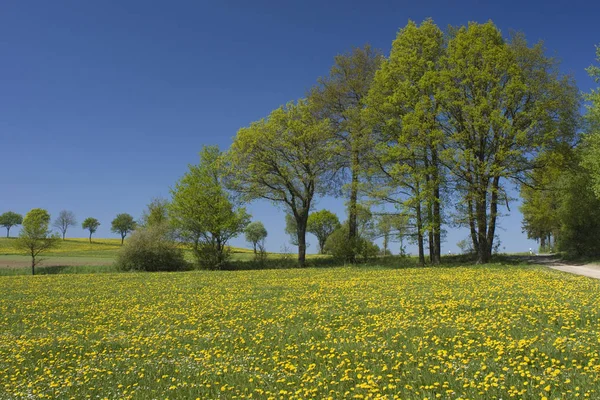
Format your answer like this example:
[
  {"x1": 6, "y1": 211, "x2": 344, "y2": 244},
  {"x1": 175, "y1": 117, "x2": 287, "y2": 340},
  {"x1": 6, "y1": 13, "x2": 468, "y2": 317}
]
[
  {"x1": 296, "y1": 219, "x2": 307, "y2": 268},
  {"x1": 31, "y1": 256, "x2": 35, "y2": 276},
  {"x1": 63, "y1": 232, "x2": 66, "y2": 240},
  {"x1": 432, "y1": 149, "x2": 442, "y2": 264},
  {"x1": 485, "y1": 175, "x2": 500, "y2": 260},
  {"x1": 416, "y1": 201, "x2": 425, "y2": 266},
  {"x1": 6, "y1": 227, "x2": 10, "y2": 238},
  {"x1": 121, "y1": 235, "x2": 125, "y2": 245},
  {"x1": 348, "y1": 149, "x2": 360, "y2": 248},
  {"x1": 89, "y1": 232, "x2": 92, "y2": 244},
  {"x1": 318, "y1": 238, "x2": 325, "y2": 254},
  {"x1": 253, "y1": 243, "x2": 257, "y2": 254},
  {"x1": 383, "y1": 233, "x2": 388, "y2": 255},
  {"x1": 476, "y1": 184, "x2": 491, "y2": 264}
]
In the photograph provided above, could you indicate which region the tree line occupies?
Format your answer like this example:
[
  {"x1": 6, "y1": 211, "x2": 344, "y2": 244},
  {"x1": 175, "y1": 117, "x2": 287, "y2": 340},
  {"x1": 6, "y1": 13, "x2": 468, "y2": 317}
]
[
  {"x1": 5, "y1": 19, "x2": 598, "y2": 271},
  {"x1": 225, "y1": 19, "x2": 581, "y2": 265}
]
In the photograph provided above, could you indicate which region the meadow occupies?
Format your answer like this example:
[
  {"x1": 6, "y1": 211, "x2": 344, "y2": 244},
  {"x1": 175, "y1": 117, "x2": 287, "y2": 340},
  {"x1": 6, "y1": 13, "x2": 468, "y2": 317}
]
[
  {"x1": 1, "y1": 265, "x2": 600, "y2": 399},
  {"x1": 0, "y1": 238, "x2": 263, "y2": 273}
]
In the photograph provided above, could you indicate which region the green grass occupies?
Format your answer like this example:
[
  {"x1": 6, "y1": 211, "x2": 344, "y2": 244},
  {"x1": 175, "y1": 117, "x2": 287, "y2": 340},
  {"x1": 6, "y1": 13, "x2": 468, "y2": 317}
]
[{"x1": 1, "y1": 264, "x2": 600, "y2": 399}]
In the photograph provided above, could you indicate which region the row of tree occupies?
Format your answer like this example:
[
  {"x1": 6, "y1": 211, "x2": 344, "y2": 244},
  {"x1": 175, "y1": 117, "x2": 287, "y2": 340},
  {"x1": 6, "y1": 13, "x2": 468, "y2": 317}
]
[
  {"x1": 223, "y1": 19, "x2": 581, "y2": 266},
  {"x1": 2, "y1": 210, "x2": 138, "y2": 243}
]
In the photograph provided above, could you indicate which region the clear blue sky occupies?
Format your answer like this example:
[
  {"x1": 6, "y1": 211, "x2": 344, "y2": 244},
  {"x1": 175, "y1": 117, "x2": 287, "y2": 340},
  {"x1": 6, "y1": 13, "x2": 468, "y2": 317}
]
[{"x1": 1, "y1": 0, "x2": 598, "y2": 254}]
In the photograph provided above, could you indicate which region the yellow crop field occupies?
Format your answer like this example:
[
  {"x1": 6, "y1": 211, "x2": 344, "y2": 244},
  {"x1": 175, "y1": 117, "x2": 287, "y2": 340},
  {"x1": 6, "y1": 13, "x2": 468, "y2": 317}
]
[{"x1": 1, "y1": 265, "x2": 600, "y2": 399}]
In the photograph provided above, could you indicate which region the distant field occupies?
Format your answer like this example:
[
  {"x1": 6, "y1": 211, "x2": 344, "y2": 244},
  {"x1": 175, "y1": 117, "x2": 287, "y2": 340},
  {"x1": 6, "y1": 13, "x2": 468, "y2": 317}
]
[
  {"x1": 1, "y1": 265, "x2": 600, "y2": 399},
  {"x1": 0, "y1": 237, "x2": 314, "y2": 272}
]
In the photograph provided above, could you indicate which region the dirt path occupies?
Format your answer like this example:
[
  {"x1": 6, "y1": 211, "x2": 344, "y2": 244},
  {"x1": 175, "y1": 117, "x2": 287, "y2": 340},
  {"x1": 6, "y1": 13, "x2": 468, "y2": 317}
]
[{"x1": 525, "y1": 255, "x2": 600, "y2": 279}]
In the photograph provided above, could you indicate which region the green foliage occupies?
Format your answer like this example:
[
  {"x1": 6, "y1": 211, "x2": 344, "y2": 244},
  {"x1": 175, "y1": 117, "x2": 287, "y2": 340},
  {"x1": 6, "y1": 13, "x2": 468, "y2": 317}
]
[
  {"x1": 581, "y1": 46, "x2": 600, "y2": 198},
  {"x1": 226, "y1": 99, "x2": 336, "y2": 266},
  {"x1": 170, "y1": 145, "x2": 250, "y2": 269},
  {"x1": 309, "y1": 45, "x2": 383, "y2": 242},
  {"x1": 116, "y1": 225, "x2": 188, "y2": 272},
  {"x1": 81, "y1": 218, "x2": 101, "y2": 243},
  {"x1": 556, "y1": 165, "x2": 600, "y2": 257},
  {"x1": 324, "y1": 225, "x2": 379, "y2": 263},
  {"x1": 307, "y1": 209, "x2": 340, "y2": 254},
  {"x1": 52, "y1": 210, "x2": 77, "y2": 240},
  {"x1": 244, "y1": 221, "x2": 268, "y2": 254},
  {"x1": 284, "y1": 214, "x2": 299, "y2": 246},
  {"x1": 519, "y1": 152, "x2": 566, "y2": 252},
  {"x1": 140, "y1": 197, "x2": 170, "y2": 228},
  {"x1": 111, "y1": 213, "x2": 136, "y2": 245},
  {"x1": 0, "y1": 211, "x2": 23, "y2": 238},
  {"x1": 436, "y1": 22, "x2": 579, "y2": 262},
  {"x1": 14, "y1": 208, "x2": 60, "y2": 274},
  {"x1": 365, "y1": 19, "x2": 445, "y2": 265}
]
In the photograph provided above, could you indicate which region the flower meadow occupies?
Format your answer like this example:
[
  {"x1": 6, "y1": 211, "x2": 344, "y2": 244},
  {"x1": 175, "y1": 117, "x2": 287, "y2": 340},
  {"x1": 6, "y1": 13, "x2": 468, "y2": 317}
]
[{"x1": 1, "y1": 265, "x2": 600, "y2": 399}]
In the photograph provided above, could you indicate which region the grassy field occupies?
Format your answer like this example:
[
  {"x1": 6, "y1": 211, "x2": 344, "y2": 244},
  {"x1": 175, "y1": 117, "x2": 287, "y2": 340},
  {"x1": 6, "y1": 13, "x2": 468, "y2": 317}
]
[
  {"x1": 0, "y1": 237, "x2": 275, "y2": 271},
  {"x1": 1, "y1": 265, "x2": 600, "y2": 399}
]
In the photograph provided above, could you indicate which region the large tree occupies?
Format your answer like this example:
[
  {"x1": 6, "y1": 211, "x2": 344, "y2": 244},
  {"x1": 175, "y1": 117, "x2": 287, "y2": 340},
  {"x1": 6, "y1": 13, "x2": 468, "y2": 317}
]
[
  {"x1": 0, "y1": 211, "x2": 23, "y2": 238},
  {"x1": 170, "y1": 145, "x2": 250, "y2": 269},
  {"x1": 82, "y1": 217, "x2": 100, "y2": 243},
  {"x1": 111, "y1": 213, "x2": 136, "y2": 245},
  {"x1": 436, "y1": 22, "x2": 578, "y2": 263},
  {"x1": 366, "y1": 19, "x2": 445, "y2": 265},
  {"x1": 52, "y1": 210, "x2": 77, "y2": 240},
  {"x1": 226, "y1": 99, "x2": 336, "y2": 267},
  {"x1": 307, "y1": 209, "x2": 340, "y2": 254},
  {"x1": 581, "y1": 45, "x2": 600, "y2": 197},
  {"x1": 309, "y1": 45, "x2": 383, "y2": 254},
  {"x1": 14, "y1": 208, "x2": 59, "y2": 275}
]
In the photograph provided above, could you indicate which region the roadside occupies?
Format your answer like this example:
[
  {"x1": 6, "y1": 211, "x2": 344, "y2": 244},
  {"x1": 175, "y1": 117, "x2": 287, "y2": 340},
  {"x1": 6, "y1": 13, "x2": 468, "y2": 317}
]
[{"x1": 523, "y1": 254, "x2": 600, "y2": 280}]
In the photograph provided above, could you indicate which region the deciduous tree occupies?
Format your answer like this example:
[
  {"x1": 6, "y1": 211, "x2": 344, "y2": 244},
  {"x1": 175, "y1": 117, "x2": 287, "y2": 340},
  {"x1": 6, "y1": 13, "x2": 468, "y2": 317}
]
[
  {"x1": 14, "y1": 208, "x2": 59, "y2": 274},
  {"x1": 309, "y1": 45, "x2": 383, "y2": 254},
  {"x1": 82, "y1": 217, "x2": 100, "y2": 243},
  {"x1": 52, "y1": 210, "x2": 77, "y2": 240},
  {"x1": 307, "y1": 209, "x2": 340, "y2": 254},
  {"x1": 111, "y1": 213, "x2": 136, "y2": 245},
  {"x1": 170, "y1": 145, "x2": 250, "y2": 269},
  {"x1": 0, "y1": 211, "x2": 23, "y2": 238},
  {"x1": 226, "y1": 100, "x2": 337, "y2": 267},
  {"x1": 437, "y1": 22, "x2": 578, "y2": 263},
  {"x1": 244, "y1": 221, "x2": 268, "y2": 254}
]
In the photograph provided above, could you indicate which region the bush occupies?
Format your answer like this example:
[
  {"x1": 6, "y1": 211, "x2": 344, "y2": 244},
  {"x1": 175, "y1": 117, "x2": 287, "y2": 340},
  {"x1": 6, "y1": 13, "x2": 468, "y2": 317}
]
[
  {"x1": 324, "y1": 225, "x2": 379, "y2": 263},
  {"x1": 116, "y1": 225, "x2": 189, "y2": 272}
]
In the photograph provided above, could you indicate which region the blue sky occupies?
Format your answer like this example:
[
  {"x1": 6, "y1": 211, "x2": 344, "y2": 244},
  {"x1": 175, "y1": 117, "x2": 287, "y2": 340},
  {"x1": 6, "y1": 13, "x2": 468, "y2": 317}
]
[{"x1": 1, "y1": 0, "x2": 598, "y2": 254}]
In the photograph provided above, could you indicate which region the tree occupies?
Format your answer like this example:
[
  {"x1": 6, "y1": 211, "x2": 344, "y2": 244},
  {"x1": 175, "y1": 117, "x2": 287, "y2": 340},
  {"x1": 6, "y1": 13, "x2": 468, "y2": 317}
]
[
  {"x1": 244, "y1": 221, "x2": 268, "y2": 254},
  {"x1": 226, "y1": 99, "x2": 337, "y2": 267},
  {"x1": 307, "y1": 209, "x2": 340, "y2": 254},
  {"x1": 14, "y1": 208, "x2": 59, "y2": 275},
  {"x1": 52, "y1": 210, "x2": 77, "y2": 240},
  {"x1": 519, "y1": 152, "x2": 566, "y2": 252},
  {"x1": 581, "y1": 45, "x2": 600, "y2": 197},
  {"x1": 170, "y1": 145, "x2": 250, "y2": 269},
  {"x1": 436, "y1": 22, "x2": 578, "y2": 263},
  {"x1": 284, "y1": 214, "x2": 299, "y2": 246},
  {"x1": 309, "y1": 45, "x2": 383, "y2": 254},
  {"x1": 82, "y1": 217, "x2": 100, "y2": 243},
  {"x1": 0, "y1": 211, "x2": 23, "y2": 238},
  {"x1": 140, "y1": 197, "x2": 170, "y2": 228},
  {"x1": 365, "y1": 19, "x2": 445, "y2": 265},
  {"x1": 111, "y1": 213, "x2": 136, "y2": 245}
]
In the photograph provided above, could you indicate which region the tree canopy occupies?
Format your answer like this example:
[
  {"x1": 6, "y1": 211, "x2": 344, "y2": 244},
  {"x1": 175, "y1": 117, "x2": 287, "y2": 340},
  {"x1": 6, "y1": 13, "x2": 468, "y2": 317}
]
[
  {"x1": 170, "y1": 145, "x2": 250, "y2": 269},
  {"x1": 226, "y1": 99, "x2": 337, "y2": 266},
  {"x1": 0, "y1": 211, "x2": 23, "y2": 238},
  {"x1": 14, "y1": 208, "x2": 59, "y2": 274}
]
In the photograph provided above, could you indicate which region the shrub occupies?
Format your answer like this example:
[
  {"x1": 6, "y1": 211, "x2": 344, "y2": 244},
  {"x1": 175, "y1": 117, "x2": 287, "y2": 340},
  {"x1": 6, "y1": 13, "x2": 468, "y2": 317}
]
[
  {"x1": 116, "y1": 225, "x2": 188, "y2": 272},
  {"x1": 324, "y1": 225, "x2": 379, "y2": 263}
]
